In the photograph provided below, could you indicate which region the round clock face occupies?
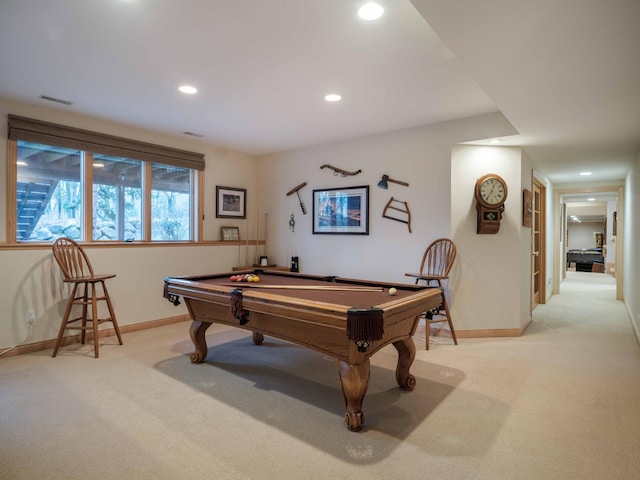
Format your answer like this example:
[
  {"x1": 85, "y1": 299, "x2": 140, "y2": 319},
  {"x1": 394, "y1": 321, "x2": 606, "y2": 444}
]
[{"x1": 479, "y1": 177, "x2": 506, "y2": 205}]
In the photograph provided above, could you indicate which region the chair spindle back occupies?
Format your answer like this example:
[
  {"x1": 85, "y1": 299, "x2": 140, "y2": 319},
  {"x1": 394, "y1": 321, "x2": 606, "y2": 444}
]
[
  {"x1": 419, "y1": 238, "x2": 456, "y2": 278},
  {"x1": 52, "y1": 237, "x2": 95, "y2": 281}
]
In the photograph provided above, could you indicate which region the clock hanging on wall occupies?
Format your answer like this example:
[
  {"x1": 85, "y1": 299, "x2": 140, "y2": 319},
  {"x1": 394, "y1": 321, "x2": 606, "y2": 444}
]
[{"x1": 474, "y1": 173, "x2": 508, "y2": 234}]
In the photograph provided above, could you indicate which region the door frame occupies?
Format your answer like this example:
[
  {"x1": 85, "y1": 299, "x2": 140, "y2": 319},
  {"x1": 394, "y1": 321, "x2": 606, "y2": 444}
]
[{"x1": 532, "y1": 176, "x2": 546, "y2": 309}]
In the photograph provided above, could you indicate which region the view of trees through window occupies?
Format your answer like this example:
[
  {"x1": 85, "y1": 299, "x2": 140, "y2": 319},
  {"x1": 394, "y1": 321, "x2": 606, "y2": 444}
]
[
  {"x1": 92, "y1": 155, "x2": 142, "y2": 241},
  {"x1": 16, "y1": 141, "x2": 194, "y2": 242},
  {"x1": 151, "y1": 163, "x2": 191, "y2": 241}
]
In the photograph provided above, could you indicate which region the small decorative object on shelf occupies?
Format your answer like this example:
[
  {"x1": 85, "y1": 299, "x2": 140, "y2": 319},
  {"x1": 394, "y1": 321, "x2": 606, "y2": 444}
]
[{"x1": 221, "y1": 226, "x2": 240, "y2": 241}]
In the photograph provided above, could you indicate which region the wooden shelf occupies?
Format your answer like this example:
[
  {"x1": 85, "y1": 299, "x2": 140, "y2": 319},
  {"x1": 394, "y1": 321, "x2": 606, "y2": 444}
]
[{"x1": 232, "y1": 265, "x2": 290, "y2": 272}]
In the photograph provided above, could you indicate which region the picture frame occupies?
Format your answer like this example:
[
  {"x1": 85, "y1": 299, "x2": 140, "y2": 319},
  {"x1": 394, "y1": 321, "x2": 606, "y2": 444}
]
[
  {"x1": 594, "y1": 232, "x2": 603, "y2": 248},
  {"x1": 216, "y1": 186, "x2": 246, "y2": 218},
  {"x1": 522, "y1": 189, "x2": 533, "y2": 227},
  {"x1": 312, "y1": 185, "x2": 369, "y2": 235},
  {"x1": 220, "y1": 226, "x2": 240, "y2": 242}
]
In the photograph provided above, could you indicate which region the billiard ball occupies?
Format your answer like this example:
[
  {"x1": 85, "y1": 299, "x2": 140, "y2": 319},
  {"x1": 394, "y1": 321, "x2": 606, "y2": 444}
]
[{"x1": 388, "y1": 287, "x2": 397, "y2": 296}]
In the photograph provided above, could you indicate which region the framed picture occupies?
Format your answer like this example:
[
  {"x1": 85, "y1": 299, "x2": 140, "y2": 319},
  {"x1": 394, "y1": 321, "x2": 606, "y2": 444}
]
[
  {"x1": 594, "y1": 232, "x2": 603, "y2": 248},
  {"x1": 312, "y1": 185, "x2": 369, "y2": 235},
  {"x1": 216, "y1": 186, "x2": 246, "y2": 218},
  {"x1": 220, "y1": 226, "x2": 240, "y2": 242},
  {"x1": 522, "y1": 189, "x2": 532, "y2": 227}
]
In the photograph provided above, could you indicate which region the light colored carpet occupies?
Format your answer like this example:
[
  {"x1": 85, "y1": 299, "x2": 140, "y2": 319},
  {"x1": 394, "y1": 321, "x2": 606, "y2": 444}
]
[{"x1": 1, "y1": 272, "x2": 639, "y2": 479}]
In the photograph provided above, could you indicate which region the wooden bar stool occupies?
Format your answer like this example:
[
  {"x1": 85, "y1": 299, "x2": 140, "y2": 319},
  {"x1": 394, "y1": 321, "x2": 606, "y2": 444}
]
[
  {"x1": 52, "y1": 237, "x2": 122, "y2": 358},
  {"x1": 405, "y1": 238, "x2": 458, "y2": 350}
]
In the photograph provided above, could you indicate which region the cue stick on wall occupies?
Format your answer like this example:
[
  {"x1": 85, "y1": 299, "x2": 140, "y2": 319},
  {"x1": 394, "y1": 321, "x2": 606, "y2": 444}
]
[
  {"x1": 245, "y1": 216, "x2": 250, "y2": 267},
  {"x1": 263, "y1": 212, "x2": 268, "y2": 259},
  {"x1": 255, "y1": 209, "x2": 260, "y2": 266}
]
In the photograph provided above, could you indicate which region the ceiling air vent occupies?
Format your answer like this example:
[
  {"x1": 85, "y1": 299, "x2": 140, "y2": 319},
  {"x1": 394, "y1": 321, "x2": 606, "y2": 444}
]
[
  {"x1": 39, "y1": 95, "x2": 73, "y2": 106},
  {"x1": 183, "y1": 131, "x2": 203, "y2": 138}
]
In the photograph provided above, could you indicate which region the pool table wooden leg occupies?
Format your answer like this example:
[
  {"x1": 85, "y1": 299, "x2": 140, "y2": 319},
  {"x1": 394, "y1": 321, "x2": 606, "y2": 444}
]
[
  {"x1": 392, "y1": 338, "x2": 417, "y2": 390},
  {"x1": 189, "y1": 320, "x2": 212, "y2": 364},
  {"x1": 252, "y1": 331, "x2": 264, "y2": 345},
  {"x1": 338, "y1": 359, "x2": 370, "y2": 432}
]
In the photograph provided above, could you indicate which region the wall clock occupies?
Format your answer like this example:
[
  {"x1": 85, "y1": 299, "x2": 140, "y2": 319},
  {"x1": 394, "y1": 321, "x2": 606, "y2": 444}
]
[{"x1": 474, "y1": 173, "x2": 508, "y2": 234}]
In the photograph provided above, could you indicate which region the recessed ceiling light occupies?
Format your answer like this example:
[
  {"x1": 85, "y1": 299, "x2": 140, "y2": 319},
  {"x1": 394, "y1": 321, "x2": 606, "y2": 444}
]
[
  {"x1": 587, "y1": 198, "x2": 596, "y2": 201},
  {"x1": 324, "y1": 94, "x2": 342, "y2": 102},
  {"x1": 179, "y1": 85, "x2": 198, "y2": 94},
  {"x1": 490, "y1": 138, "x2": 502, "y2": 144},
  {"x1": 579, "y1": 171, "x2": 592, "y2": 176},
  {"x1": 358, "y1": 2, "x2": 384, "y2": 20}
]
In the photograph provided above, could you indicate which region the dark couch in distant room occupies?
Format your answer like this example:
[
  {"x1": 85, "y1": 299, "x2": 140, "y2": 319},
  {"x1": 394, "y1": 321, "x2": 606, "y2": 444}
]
[{"x1": 566, "y1": 248, "x2": 604, "y2": 272}]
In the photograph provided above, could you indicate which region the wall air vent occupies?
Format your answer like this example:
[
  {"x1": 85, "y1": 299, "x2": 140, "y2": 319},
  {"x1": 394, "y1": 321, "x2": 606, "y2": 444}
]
[{"x1": 39, "y1": 95, "x2": 73, "y2": 106}]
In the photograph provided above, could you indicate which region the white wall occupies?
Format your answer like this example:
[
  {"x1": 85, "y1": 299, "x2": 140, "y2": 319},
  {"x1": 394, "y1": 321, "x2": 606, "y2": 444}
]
[
  {"x1": 623, "y1": 149, "x2": 640, "y2": 336},
  {"x1": 257, "y1": 112, "x2": 517, "y2": 284},
  {"x1": 450, "y1": 145, "x2": 531, "y2": 332},
  {"x1": 0, "y1": 245, "x2": 244, "y2": 348},
  {"x1": 567, "y1": 222, "x2": 604, "y2": 250}
]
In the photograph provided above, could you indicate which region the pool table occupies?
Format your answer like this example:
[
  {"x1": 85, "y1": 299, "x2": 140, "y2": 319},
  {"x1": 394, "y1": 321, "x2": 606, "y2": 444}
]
[{"x1": 163, "y1": 269, "x2": 443, "y2": 431}]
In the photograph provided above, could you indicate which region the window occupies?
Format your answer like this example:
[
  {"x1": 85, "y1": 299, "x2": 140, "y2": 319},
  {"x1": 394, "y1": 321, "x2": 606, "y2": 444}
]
[
  {"x1": 16, "y1": 142, "x2": 83, "y2": 241},
  {"x1": 8, "y1": 115, "x2": 204, "y2": 243},
  {"x1": 151, "y1": 163, "x2": 192, "y2": 241},
  {"x1": 92, "y1": 155, "x2": 143, "y2": 241}
]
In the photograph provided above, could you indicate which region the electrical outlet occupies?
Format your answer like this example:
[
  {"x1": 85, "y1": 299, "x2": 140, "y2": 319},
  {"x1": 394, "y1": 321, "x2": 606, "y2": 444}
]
[{"x1": 26, "y1": 310, "x2": 36, "y2": 325}]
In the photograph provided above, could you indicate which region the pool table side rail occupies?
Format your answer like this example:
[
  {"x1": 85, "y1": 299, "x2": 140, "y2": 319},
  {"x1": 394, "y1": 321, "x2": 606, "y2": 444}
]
[
  {"x1": 165, "y1": 277, "x2": 442, "y2": 328},
  {"x1": 165, "y1": 277, "x2": 443, "y2": 362}
]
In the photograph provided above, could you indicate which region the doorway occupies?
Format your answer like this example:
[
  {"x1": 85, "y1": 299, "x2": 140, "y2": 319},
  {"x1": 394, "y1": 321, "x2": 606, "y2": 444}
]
[
  {"x1": 532, "y1": 177, "x2": 546, "y2": 309},
  {"x1": 553, "y1": 186, "x2": 624, "y2": 301}
]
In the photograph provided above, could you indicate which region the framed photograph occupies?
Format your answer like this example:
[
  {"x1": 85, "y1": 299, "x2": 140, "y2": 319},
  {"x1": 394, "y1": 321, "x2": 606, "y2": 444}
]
[
  {"x1": 312, "y1": 185, "x2": 369, "y2": 235},
  {"x1": 216, "y1": 186, "x2": 246, "y2": 218},
  {"x1": 220, "y1": 226, "x2": 240, "y2": 242}
]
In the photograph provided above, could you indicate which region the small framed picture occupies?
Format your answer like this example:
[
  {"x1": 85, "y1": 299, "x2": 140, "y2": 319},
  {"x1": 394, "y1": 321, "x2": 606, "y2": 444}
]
[
  {"x1": 312, "y1": 185, "x2": 369, "y2": 235},
  {"x1": 220, "y1": 226, "x2": 240, "y2": 242},
  {"x1": 216, "y1": 186, "x2": 246, "y2": 218},
  {"x1": 522, "y1": 189, "x2": 533, "y2": 227}
]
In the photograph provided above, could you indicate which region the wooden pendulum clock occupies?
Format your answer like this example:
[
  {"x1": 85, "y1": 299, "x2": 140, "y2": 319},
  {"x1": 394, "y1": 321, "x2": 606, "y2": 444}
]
[{"x1": 474, "y1": 173, "x2": 508, "y2": 234}]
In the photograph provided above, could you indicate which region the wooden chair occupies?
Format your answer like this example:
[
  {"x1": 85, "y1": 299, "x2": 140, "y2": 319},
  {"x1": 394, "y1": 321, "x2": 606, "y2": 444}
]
[
  {"x1": 405, "y1": 238, "x2": 458, "y2": 350},
  {"x1": 52, "y1": 237, "x2": 122, "y2": 358}
]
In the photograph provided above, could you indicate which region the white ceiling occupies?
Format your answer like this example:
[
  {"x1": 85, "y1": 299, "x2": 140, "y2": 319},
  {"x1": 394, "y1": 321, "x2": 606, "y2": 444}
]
[{"x1": 1, "y1": 0, "x2": 639, "y2": 186}]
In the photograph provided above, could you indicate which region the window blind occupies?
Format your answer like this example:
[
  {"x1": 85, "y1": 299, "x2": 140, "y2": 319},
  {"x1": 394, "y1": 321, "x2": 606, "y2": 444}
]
[{"x1": 8, "y1": 114, "x2": 205, "y2": 171}]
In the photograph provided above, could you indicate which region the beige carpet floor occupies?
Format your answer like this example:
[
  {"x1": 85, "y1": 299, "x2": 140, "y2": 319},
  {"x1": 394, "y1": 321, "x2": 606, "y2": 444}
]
[{"x1": 1, "y1": 272, "x2": 639, "y2": 479}]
